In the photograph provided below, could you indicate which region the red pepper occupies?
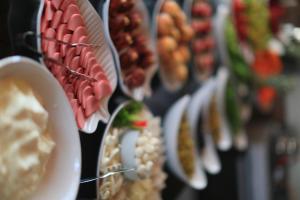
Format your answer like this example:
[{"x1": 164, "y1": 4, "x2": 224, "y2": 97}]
[
  {"x1": 132, "y1": 120, "x2": 147, "y2": 128},
  {"x1": 252, "y1": 50, "x2": 283, "y2": 79},
  {"x1": 257, "y1": 86, "x2": 277, "y2": 111}
]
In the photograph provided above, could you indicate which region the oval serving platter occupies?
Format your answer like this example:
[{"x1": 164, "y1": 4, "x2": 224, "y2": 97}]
[{"x1": 36, "y1": 0, "x2": 118, "y2": 133}]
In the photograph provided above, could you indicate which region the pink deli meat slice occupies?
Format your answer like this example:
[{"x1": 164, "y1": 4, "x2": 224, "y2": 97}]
[
  {"x1": 92, "y1": 80, "x2": 112, "y2": 100},
  {"x1": 72, "y1": 27, "x2": 87, "y2": 43},
  {"x1": 77, "y1": 81, "x2": 90, "y2": 102},
  {"x1": 45, "y1": 0, "x2": 54, "y2": 21},
  {"x1": 62, "y1": 4, "x2": 80, "y2": 23},
  {"x1": 70, "y1": 56, "x2": 80, "y2": 70},
  {"x1": 89, "y1": 63, "x2": 103, "y2": 76},
  {"x1": 70, "y1": 98, "x2": 79, "y2": 115},
  {"x1": 60, "y1": 0, "x2": 76, "y2": 11},
  {"x1": 51, "y1": 64, "x2": 64, "y2": 77},
  {"x1": 86, "y1": 57, "x2": 97, "y2": 73},
  {"x1": 84, "y1": 95, "x2": 99, "y2": 117},
  {"x1": 51, "y1": 0, "x2": 63, "y2": 10},
  {"x1": 94, "y1": 71, "x2": 107, "y2": 81},
  {"x1": 61, "y1": 34, "x2": 72, "y2": 57},
  {"x1": 79, "y1": 47, "x2": 91, "y2": 65},
  {"x1": 47, "y1": 41, "x2": 58, "y2": 57},
  {"x1": 67, "y1": 14, "x2": 84, "y2": 31},
  {"x1": 76, "y1": 35, "x2": 88, "y2": 55},
  {"x1": 82, "y1": 51, "x2": 93, "y2": 68},
  {"x1": 63, "y1": 83, "x2": 73, "y2": 93},
  {"x1": 76, "y1": 106, "x2": 85, "y2": 129},
  {"x1": 45, "y1": 27, "x2": 56, "y2": 39},
  {"x1": 48, "y1": 51, "x2": 60, "y2": 60},
  {"x1": 64, "y1": 47, "x2": 76, "y2": 66},
  {"x1": 81, "y1": 86, "x2": 93, "y2": 108},
  {"x1": 51, "y1": 10, "x2": 63, "y2": 29},
  {"x1": 41, "y1": 16, "x2": 48, "y2": 34},
  {"x1": 75, "y1": 80, "x2": 89, "y2": 96},
  {"x1": 57, "y1": 24, "x2": 68, "y2": 41}
]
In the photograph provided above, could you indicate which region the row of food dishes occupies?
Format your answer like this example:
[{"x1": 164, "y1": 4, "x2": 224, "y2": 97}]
[
  {"x1": 31, "y1": 0, "x2": 219, "y2": 133},
  {"x1": 0, "y1": 55, "x2": 248, "y2": 199},
  {"x1": 0, "y1": 0, "x2": 251, "y2": 199}
]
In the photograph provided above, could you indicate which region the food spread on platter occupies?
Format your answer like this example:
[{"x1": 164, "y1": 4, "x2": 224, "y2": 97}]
[
  {"x1": 178, "y1": 114, "x2": 196, "y2": 178},
  {"x1": 0, "y1": 78, "x2": 55, "y2": 200},
  {"x1": 191, "y1": 0, "x2": 215, "y2": 80},
  {"x1": 231, "y1": 0, "x2": 284, "y2": 114},
  {"x1": 157, "y1": 0, "x2": 194, "y2": 88},
  {"x1": 109, "y1": 0, "x2": 155, "y2": 90},
  {"x1": 41, "y1": 0, "x2": 113, "y2": 129},
  {"x1": 208, "y1": 95, "x2": 221, "y2": 144},
  {"x1": 98, "y1": 102, "x2": 166, "y2": 200}
]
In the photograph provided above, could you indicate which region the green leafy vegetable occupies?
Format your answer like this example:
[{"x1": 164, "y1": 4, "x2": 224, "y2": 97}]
[
  {"x1": 112, "y1": 101, "x2": 144, "y2": 128},
  {"x1": 225, "y1": 80, "x2": 242, "y2": 135},
  {"x1": 225, "y1": 17, "x2": 253, "y2": 84}
]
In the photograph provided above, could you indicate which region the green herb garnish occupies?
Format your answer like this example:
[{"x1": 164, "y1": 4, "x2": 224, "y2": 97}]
[{"x1": 112, "y1": 102, "x2": 145, "y2": 129}]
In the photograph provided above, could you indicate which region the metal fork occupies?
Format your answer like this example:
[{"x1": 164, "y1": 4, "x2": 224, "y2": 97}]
[
  {"x1": 80, "y1": 168, "x2": 136, "y2": 184},
  {"x1": 23, "y1": 31, "x2": 102, "y2": 48}
]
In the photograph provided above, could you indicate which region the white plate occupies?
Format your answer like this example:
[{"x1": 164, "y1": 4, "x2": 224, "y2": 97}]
[
  {"x1": 188, "y1": 79, "x2": 222, "y2": 174},
  {"x1": 164, "y1": 95, "x2": 207, "y2": 189},
  {"x1": 0, "y1": 56, "x2": 81, "y2": 200},
  {"x1": 36, "y1": 0, "x2": 118, "y2": 133},
  {"x1": 102, "y1": 0, "x2": 158, "y2": 101},
  {"x1": 215, "y1": 67, "x2": 233, "y2": 151}
]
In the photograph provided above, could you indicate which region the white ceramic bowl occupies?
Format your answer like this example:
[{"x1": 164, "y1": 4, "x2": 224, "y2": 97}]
[
  {"x1": 36, "y1": 0, "x2": 118, "y2": 133},
  {"x1": 0, "y1": 56, "x2": 81, "y2": 200},
  {"x1": 215, "y1": 67, "x2": 233, "y2": 151},
  {"x1": 187, "y1": 79, "x2": 222, "y2": 174},
  {"x1": 164, "y1": 95, "x2": 207, "y2": 189}
]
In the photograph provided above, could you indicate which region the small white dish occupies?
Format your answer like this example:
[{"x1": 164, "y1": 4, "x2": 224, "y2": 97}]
[
  {"x1": 0, "y1": 56, "x2": 81, "y2": 200},
  {"x1": 164, "y1": 95, "x2": 207, "y2": 189},
  {"x1": 120, "y1": 130, "x2": 140, "y2": 180},
  {"x1": 102, "y1": 0, "x2": 158, "y2": 101},
  {"x1": 215, "y1": 67, "x2": 233, "y2": 151},
  {"x1": 213, "y1": 4, "x2": 230, "y2": 67},
  {"x1": 36, "y1": 0, "x2": 118, "y2": 133},
  {"x1": 188, "y1": 79, "x2": 222, "y2": 174}
]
